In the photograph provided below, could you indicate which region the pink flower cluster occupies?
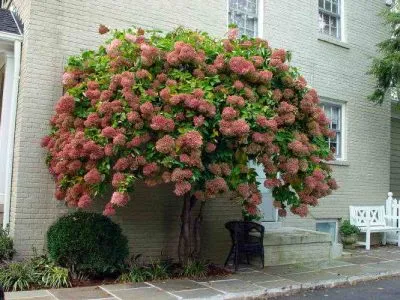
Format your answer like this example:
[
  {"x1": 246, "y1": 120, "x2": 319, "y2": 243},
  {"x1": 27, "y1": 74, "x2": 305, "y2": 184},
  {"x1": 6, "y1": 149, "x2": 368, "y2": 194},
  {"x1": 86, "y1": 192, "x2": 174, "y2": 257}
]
[
  {"x1": 176, "y1": 131, "x2": 203, "y2": 150},
  {"x1": 229, "y1": 57, "x2": 256, "y2": 75},
  {"x1": 150, "y1": 115, "x2": 175, "y2": 132},
  {"x1": 205, "y1": 177, "x2": 228, "y2": 198},
  {"x1": 155, "y1": 135, "x2": 175, "y2": 154},
  {"x1": 219, "y1": 119, "x2": 250, "y2": 137}
]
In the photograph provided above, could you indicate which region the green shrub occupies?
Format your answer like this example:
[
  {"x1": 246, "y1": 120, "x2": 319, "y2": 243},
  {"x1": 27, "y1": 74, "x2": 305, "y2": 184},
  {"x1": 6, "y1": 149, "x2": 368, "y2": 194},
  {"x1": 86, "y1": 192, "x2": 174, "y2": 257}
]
[
  {"x1": 340, "y1": 220, "x2": 361, "y2": 236},
  {"x1": 47, "y1": 211, "x2": 129, "y2": 277},
  {"x1": 0, "y1": 225, "x2": 15, "y2": 262},
  {"x1": 0, "y1": 262, "x2": 35, "y2": 291}
]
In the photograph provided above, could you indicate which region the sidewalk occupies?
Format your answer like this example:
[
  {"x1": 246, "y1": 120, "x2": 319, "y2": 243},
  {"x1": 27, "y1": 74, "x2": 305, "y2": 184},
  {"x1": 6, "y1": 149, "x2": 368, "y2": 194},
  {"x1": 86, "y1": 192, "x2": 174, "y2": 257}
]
[{"x1": 6, "y1": 246, "x2": 400, "y2": 300}]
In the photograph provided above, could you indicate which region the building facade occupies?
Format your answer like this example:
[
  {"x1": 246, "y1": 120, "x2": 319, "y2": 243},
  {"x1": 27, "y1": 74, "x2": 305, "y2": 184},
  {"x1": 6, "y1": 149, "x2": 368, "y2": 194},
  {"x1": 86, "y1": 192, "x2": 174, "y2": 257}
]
[{"x1": 0, "y1": 0, "x2": 391, "y2": 262}]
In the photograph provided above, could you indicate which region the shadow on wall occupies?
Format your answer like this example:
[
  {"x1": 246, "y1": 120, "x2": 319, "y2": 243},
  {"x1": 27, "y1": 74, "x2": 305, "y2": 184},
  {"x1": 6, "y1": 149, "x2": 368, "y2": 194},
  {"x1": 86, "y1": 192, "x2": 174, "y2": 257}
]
[{"x1": 89, "y1": 183, "x2": 241, "y2": 264}]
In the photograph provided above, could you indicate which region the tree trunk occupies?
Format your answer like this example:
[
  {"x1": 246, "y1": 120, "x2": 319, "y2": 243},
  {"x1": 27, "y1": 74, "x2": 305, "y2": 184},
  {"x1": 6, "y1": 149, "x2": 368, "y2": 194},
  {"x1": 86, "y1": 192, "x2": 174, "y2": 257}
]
[
  {"x1": 193, "y1": 201, "x2": 205, "y2": 259},
  {"x1": 178, "y1": 193, "x2": 203, "y2": 264}
]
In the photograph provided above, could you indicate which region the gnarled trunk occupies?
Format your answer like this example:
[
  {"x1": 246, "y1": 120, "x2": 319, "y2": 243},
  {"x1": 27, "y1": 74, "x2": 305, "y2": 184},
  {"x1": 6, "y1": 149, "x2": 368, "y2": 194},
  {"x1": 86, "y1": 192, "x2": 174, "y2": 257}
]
[{"x1": 178, "y1": 194, "x2": 205, "y2": 264}]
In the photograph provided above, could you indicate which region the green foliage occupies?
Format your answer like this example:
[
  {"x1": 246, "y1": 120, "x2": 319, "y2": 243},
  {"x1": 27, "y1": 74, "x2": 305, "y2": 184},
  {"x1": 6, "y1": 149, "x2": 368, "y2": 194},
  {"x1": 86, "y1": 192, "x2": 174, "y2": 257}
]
[
  {"x1": 0, "y1": 262, "x2": 35, "y2": 291},
  {"x1": 180, "y1": 260, "x2": 208, "y2": 278},
  {"x1": 30, "y1": 254, "x2": 71, "y2": 288},
  {"x1": 47, "y1": 211, "x2": 129, "y2": 277},
  {"x1": 339, "y1": 220, "x2": 360, "y2": 236},
  {"x1": 369, "y1": 4, "x2": 400, "y2": 103},
  {"x1": 117, "y1": 257, "x2": 170, "y2": 283},
  {"x1": 0, "y1": 225, "x2": 15, "y2": 262},
  {"x1": 0, "y1": 253, "x2": 70, "y2": 291}
]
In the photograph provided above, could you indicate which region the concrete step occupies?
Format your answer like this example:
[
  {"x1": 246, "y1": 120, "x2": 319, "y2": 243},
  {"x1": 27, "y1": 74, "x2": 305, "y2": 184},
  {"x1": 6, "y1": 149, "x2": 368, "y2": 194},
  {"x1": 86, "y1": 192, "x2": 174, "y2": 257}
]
[
  {"x1": 262, "y1": 221, "x2": 282, "y2": 230},
  {"x1": 263, "y1": 227, "x2": 334, "y2": 266}
]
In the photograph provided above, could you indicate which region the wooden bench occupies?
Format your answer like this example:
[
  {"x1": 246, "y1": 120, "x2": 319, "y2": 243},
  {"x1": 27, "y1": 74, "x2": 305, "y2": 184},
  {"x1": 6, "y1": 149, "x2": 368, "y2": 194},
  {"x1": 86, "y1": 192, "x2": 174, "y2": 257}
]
[{"x1": 349, "y1": 205, "x2": 400, "y2": 250}]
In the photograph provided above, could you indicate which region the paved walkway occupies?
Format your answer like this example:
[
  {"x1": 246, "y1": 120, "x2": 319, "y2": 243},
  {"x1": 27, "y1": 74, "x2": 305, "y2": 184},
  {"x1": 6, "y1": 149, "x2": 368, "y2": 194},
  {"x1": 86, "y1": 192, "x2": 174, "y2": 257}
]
[{"x1": 6, "y1": 246, "x2": 400, "y2": 300}]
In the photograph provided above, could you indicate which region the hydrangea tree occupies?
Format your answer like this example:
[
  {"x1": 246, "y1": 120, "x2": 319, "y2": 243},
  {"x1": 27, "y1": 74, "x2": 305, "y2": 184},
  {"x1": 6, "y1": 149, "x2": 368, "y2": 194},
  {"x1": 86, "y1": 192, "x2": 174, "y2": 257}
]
[{"x1": 42, "y1": 26, "x2": 338, "y2": 262}]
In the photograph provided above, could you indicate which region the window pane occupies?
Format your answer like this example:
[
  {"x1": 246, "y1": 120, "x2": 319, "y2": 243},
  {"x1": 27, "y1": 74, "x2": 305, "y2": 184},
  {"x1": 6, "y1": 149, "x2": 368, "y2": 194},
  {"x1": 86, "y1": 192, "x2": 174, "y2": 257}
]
[
  {"x1": 238, "y1": 0, "x2": 246, "y2": 11},
  {"x1": 247, "y1": 17, "x2": 256, "y2": 30},
  {"x1": 325, "y1": 0, "x2": 331, "y2": 11},
  {"x1": 332, "y1": 3, "x2": 338, "y2": 14},
  {"x1": 331, "y1": 16, "x2": 337, "y2": 28},
  {"x1": 247, "y1": 0, "x2": 257, "y2": 14},
  {"x1": 319, "y1": 0, "x2": 324, "y2": 8},
  {"x1": 336, "y1": 132, "x2": 341, "y2": 156},
  {"x1": 246, "y1": 29, "x2": 255, "y2": 37},
  {"x1": 323, "y1": 14, "x2": 330, "y2": 35},
  {"x1": 234, "y1": 12, "x2": 245, "y2": 28}
]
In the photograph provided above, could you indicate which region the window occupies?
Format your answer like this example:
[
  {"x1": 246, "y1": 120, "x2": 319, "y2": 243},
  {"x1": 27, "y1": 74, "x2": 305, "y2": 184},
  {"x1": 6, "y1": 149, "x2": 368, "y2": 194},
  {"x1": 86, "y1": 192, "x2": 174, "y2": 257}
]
[
  {"x1": 228, "y1": 0, "x2": 259, "y2": 38},
  {"x1": 318, "y1": 0, "x2": 341, "y2": 39},
  {"x1": 316, "y1": 220, "x2": 338, "y2": 243},
  {"x1": 321, "y1": 102, "x2": 343, "y2": 159}
]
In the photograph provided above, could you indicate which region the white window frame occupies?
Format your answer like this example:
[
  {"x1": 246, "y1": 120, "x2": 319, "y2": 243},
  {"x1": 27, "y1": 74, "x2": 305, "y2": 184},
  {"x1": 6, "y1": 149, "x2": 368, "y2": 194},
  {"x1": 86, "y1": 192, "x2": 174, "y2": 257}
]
[
  {"x1": 316, "y1": 219, "x2": 339, "y2": 243},
  {"x1": 318, "y1": 0, "x2": 343, "y2": 40},
  {"x1": 321, "y1": 100, "x2": 346, "y2": 161},
  {"x1": 227, "y1": 0, "x2": 264, "y2": 38}
]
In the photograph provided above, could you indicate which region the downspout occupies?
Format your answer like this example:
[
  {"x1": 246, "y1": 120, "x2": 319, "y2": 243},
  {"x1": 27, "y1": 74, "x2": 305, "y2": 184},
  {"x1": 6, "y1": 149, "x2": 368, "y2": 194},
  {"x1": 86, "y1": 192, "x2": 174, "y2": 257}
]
[{"x1": 3, "y1": 39, "x2": 21, "y2": 228}]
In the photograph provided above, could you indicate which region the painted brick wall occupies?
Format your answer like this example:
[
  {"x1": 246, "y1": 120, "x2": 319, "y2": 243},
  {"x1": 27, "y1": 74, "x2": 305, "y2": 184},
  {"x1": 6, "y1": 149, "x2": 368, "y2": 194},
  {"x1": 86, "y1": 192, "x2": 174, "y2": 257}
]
[
  {"x1": 261, "y1": 0, "x2": 391, "y2": 230},
  {"x1": 8, "y1": 0, "x2": 390, "y2": 259}
]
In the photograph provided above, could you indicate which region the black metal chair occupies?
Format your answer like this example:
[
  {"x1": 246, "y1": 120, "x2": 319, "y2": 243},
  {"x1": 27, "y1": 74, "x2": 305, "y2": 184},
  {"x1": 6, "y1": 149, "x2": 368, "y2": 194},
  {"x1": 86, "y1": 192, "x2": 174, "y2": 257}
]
[{"x1": 224, "y1": 221, "x2": 265, "y2": 271}]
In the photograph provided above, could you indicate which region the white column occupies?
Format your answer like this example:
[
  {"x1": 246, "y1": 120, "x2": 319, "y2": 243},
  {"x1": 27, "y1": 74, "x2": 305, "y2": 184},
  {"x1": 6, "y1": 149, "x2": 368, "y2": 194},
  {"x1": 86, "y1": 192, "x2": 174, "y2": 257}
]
[
  {"x1": 0, "y1": 53, "x2": 15, "y2": 208},
  {"x1": 2, "y1": 40, "x2": 21, "y2": 228}
]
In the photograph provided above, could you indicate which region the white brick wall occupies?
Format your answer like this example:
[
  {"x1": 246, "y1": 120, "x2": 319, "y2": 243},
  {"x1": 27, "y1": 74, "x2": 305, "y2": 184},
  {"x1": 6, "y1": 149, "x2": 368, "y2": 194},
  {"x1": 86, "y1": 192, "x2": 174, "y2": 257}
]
[{"x1": 8, "y1": 0, "x2": 390, "y2": 260}]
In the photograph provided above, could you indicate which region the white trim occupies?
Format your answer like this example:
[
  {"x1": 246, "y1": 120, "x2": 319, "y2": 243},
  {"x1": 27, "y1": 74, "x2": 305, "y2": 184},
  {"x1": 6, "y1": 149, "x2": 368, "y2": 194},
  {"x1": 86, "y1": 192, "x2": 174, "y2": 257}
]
[
  {"x1": 3, "y1": 40, "x2": 21, "y2": 228},
  {"x1": 257, "y1": 0, "x2": 264, "y2": 38},
  {"x1": 0, "y1": 31, "x2": 22, "y2": 42},
  {"x1": 340, "y1": 0, "x2": 346, "y2": 42}
]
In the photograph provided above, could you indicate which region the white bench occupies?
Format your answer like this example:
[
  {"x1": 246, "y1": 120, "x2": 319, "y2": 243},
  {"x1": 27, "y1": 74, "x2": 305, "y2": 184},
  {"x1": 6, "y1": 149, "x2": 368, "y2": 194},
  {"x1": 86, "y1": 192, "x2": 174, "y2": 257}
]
[{"x1": 349, "y1": 205, "x2": 400, "y2": 250}]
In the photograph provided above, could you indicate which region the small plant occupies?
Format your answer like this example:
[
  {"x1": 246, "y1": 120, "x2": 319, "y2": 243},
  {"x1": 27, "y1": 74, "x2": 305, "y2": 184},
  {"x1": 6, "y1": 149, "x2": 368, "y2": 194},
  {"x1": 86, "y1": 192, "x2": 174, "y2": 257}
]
[
  {"x1": 146, "y1": 260, "x2": 170, "y2": 281},
  {"x1": 118, "y1": 265, "x2": 149, "y2": 283},
  {"x1": 0, "y1": 225, "x2": 15, "y2": 262},
  {"x1": 117, "y1": 255, "x2": 171, "y2": 283},
  {"x1": 181, "y1": 260, "x2": 208, "y2": 278},
  {"x1": 47, "y1": 211, "x2": 129, "y2": 278},
  {"x1": 0, "y1": 262, "x2": 35, "y2": 291},
  {"x1": 40, "y1": 265, "x2": 70, "y2": 288},
  {"x1": 340, "y1": 220, "x2": 360, "y2": 237},
  {"x1": 30, "y1": 253, "x2": 70, "y2": 288}
]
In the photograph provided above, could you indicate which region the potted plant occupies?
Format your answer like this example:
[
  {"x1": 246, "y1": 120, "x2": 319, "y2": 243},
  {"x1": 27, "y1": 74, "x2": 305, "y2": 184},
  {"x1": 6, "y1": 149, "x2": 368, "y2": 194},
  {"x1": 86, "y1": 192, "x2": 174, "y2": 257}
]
[{"x1": 340, "y1": 220, "x2": 360, "y2": 249}]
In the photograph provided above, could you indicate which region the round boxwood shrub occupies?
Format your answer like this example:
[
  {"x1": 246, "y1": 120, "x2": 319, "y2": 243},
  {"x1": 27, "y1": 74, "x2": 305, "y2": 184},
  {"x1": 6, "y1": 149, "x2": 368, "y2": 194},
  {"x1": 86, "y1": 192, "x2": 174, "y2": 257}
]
[{"x1": 47, "y1": 211, "x2": 129, "y2": 277}]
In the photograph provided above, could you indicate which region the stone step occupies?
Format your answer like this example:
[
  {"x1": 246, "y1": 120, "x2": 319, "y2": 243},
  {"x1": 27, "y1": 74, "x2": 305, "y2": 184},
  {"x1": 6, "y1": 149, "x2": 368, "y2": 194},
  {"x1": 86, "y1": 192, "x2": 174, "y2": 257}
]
[
  {"x1": 262, "y1": 221, "x2": 282, "y2": 230},
  {"x1": 263, "y1": 227, "x2": 334, "y2": 266}
]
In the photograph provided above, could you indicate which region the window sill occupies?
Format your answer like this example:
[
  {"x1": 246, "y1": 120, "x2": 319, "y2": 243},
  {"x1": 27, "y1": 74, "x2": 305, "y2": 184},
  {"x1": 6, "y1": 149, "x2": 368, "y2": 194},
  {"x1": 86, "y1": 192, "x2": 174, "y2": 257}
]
[
  {"x1": 326, "y1": 160, "x2": 350, "y2": 166},
  {"x1": 317, "y1": 34, "x2": 350, "y2": 49}
]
